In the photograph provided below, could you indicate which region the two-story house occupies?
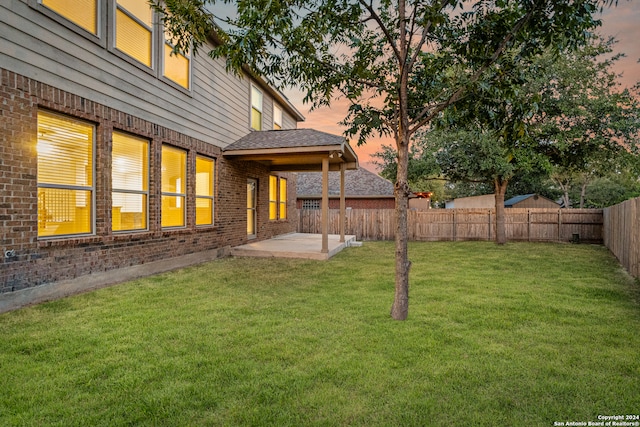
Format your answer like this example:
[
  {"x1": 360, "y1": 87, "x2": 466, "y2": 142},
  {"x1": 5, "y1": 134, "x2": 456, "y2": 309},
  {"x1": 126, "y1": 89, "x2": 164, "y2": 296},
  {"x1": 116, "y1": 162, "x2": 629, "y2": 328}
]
[{"x1": 0, "y1": 0, "x2": 357, "y2": 305}]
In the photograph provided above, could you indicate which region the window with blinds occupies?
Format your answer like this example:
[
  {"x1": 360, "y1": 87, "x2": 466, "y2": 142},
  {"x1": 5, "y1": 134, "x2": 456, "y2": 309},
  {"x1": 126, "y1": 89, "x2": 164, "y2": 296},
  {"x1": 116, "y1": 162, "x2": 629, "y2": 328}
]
[
  {"x1": 164, "y1": 28, "x2": 191, "y2": 89},
  {"x1": 195, "y1": 156, "x2": 214, "y2": 226},
  {"x1": 269, "y1": 176, "x2": 287, "y2": 220},
  {"x1": 279, "y1": 178, "x2": 287, "y2": 219},
  {"x1": 37, "y1": 111, "x2": 94, "y2": 237},
  {"x1": 161, "y1": 145, "x2": 186, "y2": 228},
  {"x1": 115, "y1": 0, "x2": 153, "y2": 67},
  {"x1": 269, "y1": 175, "x2": 278, "y2": 220},
  {"x1": 251, "y1": 85, "x2": 263, "y2": 130},
  {"x1": 42, "y1": 0, "x2": 98, "y2": 35},
  {"x1": 273, "y1": 104, "x2": 282, "y2": 130},
  {"x1": 112, "y1": 132, "x2": 148, "y2": 232}
]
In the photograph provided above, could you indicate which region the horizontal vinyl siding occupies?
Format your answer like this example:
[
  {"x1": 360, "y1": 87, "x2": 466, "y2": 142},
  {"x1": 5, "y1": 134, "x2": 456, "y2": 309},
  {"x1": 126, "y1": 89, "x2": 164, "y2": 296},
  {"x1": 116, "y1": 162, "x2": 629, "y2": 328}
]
[{"x1": 0, "y1": 0, "x2": 270, "y2": 147}]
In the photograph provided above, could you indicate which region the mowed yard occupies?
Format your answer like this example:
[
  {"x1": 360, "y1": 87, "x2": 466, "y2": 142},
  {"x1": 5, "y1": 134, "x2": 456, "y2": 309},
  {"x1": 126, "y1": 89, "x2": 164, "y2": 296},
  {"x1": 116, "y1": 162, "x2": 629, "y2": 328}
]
[{"x1": 1, "y1": 241, "x2": 638, "y2": 426}]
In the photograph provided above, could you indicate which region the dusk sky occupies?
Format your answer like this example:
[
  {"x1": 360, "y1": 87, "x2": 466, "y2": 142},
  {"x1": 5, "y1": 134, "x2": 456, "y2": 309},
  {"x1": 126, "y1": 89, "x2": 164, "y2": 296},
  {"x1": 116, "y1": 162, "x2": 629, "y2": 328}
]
[{"x1": 283, "y1": 1, "x2": 640, "y2": 171}]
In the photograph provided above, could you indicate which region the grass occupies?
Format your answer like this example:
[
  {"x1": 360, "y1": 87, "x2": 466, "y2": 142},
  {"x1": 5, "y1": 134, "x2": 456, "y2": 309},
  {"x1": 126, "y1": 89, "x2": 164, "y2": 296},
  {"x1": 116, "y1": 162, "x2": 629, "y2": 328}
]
[{"x1": 1, "y1": 241, "x2": 639, "y2": 426}]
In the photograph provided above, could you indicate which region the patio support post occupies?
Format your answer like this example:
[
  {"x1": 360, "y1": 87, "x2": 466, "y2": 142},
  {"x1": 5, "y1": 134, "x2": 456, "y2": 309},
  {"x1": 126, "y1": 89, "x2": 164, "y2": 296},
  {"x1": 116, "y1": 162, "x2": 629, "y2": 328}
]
[
  {"x1": 340, "y1": 162, "x2": 346, "y2": 242},
  {"x1": 321, "y1": 156, "x2": 329, "y2": 253}
]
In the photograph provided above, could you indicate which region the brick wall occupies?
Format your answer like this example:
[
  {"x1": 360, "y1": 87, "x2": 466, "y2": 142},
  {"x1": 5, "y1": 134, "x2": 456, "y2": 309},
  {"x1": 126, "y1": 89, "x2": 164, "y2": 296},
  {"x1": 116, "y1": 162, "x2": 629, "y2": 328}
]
[{"x1": 0, "y1": 69, "x2": 297, "y2": 293}]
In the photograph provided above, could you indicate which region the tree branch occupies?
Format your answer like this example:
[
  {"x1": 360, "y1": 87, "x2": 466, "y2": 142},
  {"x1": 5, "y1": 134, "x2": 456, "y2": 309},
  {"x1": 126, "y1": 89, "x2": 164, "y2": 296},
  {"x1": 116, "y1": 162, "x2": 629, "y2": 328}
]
[
  {"x1": 409, "y1": 7, "x2": 537, "y2": 135},
  {"x1": 358, "y1": 0, "x2": 402, "y2": 63}
]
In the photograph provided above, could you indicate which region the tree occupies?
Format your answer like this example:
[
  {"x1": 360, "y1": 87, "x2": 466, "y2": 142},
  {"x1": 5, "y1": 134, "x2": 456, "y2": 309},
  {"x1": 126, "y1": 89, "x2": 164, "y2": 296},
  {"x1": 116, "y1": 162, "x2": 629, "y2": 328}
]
[
  {"x1": 426, "y1": 125, "x2": 549, "y2": 244},
  {"x1": 153, "y1": 0, "x2": 611, "y2": 320},
  {"x1": 535, "y1": 36, "x2": 640, "y2": 208},
  {"x1": 371, "y1": 144, "x2": 444, "y2": 202}
]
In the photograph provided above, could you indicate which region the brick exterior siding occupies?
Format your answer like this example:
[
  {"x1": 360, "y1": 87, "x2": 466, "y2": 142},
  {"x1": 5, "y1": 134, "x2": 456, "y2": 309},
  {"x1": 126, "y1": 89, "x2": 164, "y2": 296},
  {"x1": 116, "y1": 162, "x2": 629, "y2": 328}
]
[{"x1": 0, "y1": 69, "x2": 297, "y2": 293}]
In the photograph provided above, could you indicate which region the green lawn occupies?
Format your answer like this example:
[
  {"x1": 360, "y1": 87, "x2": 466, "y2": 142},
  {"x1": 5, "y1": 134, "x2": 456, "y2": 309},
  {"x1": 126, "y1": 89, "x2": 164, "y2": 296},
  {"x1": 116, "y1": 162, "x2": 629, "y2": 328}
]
[{"x1": 1, "y1": 242, "x2": 638, "y2": 426}]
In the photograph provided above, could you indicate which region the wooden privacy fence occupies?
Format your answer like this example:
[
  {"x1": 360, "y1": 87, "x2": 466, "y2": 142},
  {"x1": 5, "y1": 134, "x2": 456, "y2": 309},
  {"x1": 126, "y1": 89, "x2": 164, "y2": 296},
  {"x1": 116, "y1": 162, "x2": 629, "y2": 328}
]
[
  {"x1": 298, "y1": 208, "x2": 604, "y2": 243},
  {"x1": 603, "y1": 197, "x2": 640, "y2": 279}
]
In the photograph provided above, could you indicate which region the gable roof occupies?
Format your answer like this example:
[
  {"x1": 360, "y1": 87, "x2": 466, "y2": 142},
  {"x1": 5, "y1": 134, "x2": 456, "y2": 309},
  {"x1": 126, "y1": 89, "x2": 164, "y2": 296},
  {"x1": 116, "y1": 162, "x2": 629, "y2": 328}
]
[
  {"x1": 223, "y1": 129, "x2": 358, "y2": 172},
  {"x1": 504, "y1": 193, "x2": 559, "y2": 207},
  {"x1": 296, "y1": 168, "x2": 394, "y2": 198},
  {"x1": 504, "y1": 194, "x2": 536, "y2": 207}
]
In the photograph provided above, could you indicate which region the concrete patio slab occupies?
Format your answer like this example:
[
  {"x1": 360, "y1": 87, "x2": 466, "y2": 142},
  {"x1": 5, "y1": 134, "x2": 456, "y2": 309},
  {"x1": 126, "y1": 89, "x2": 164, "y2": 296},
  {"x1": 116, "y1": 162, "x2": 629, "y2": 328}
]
[{"x1": 231, "y1": 233, "x2": 358, "y2": 260}]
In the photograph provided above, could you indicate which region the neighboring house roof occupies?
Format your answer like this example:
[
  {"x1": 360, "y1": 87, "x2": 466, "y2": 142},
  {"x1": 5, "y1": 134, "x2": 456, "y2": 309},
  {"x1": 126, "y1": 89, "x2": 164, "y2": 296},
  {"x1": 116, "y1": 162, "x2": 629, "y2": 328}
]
[
  {"x1": 504, "y1": 194, "x2": 536, "y2": 207},
  {"x1": 504, "y1": 193, "x2": 559, "y2": 207},
  {"x1": 223, "y1": 129, "x2": 359, "y2": 172},
  {"x1": 296, "y1": 168, "x2": 394, "y2": 198}
]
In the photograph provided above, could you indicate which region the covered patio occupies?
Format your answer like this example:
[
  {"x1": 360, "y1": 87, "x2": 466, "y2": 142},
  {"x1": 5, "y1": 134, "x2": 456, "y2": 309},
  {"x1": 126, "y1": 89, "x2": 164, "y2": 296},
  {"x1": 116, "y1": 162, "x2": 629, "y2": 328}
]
[{"x1": 223, "y1": 129, "x2": 359, "y2": 256}]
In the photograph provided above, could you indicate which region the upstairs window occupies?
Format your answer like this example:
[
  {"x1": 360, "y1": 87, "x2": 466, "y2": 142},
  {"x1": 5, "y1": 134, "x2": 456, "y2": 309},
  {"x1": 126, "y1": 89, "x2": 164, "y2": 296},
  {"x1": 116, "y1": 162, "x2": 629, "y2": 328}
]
[
  {"x1": 251, "y1": 85, "x2": 263, "y2": 130},
  {"x1": 115, "y1": 0, "x2": 153, "y2": 67},
  {"x1": 37, "y1": 111, "x2": 94, "y2": 238},
  {"x1": 195, "y1": 156, "x2": 214, "y2": 226},
  {"x1": 112, "y1": 132, "x2": 149, "y2": 232},
  {"x1": 273, "y1": 104, "x2": 282, "y2": 130},
  {"x1": 164, "y1": 29, "x2": 191, "y2": 89},
  {"x1": 41, "y1": 0, "x2": 98, "y2": 35},
  {"x1": 161, "y1": 145, "x2": 186, "y2": 228}
]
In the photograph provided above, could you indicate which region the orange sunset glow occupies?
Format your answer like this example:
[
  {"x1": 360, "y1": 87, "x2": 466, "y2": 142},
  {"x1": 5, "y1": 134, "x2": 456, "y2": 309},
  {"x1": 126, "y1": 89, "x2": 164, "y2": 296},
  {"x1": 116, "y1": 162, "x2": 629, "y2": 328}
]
[{"x1": 284, "y1": 1, "x2": 640, "y2": 172}]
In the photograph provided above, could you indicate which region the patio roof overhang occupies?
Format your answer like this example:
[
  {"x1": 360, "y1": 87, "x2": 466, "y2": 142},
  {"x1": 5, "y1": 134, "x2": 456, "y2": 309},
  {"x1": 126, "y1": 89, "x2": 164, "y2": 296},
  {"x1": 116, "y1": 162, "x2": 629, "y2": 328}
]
[
  {"x1": 223, "y1": 129, "x2": 359, "y2": 254},
  {"x1": 222, "y1": 129, "x2": 359, "y2": 172}
]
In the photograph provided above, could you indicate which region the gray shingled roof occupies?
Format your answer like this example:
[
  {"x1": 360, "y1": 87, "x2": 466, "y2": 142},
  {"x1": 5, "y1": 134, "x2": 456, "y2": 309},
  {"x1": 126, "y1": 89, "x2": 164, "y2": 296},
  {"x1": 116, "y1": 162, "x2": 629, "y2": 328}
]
[
  {"x1": 504, "y1": 194, "x2": 536, "y2": 207},
  {"x1": 296, "y1": 168, "x2": 394, "y2": 197},
  {"x1": 224, "y1": 129, "x2": 346, "y2": 151}
]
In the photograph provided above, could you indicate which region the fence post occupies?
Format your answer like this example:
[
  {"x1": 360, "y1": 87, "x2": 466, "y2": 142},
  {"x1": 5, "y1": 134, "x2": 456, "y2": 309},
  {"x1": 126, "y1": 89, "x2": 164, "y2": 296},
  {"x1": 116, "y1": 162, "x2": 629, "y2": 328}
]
[
  {"x1": 558, "y1": 209, "x2": 562, "y2": 242},
  {"x1": 453, "y1": 210, "x2": 457, "y2": 241}
]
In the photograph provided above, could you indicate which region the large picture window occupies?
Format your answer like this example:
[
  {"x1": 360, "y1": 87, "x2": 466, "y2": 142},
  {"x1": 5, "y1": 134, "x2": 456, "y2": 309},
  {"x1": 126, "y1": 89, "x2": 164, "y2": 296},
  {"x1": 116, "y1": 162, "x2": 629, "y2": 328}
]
[
  {"x1": 115, "y1": 0, "x2": 153, "y2": 67},
  {"x1": 195, "y1": 156, "x2": 214, "y2": 226},
  {"x1": 251, "y1": 85, "x2": 263, "y2": 130},
  {"x1": 42, "y1": 0, "x2": 98, "y2": 35},
  {"x1": 161, "y1": 145, "x2": 186, "y2": 228},
  {"x1": 37, "y1": 111, "x2": 94, "y2": 238},
  {"x1": 112, "y1": 132, "x2": 148, "y2": 232}
]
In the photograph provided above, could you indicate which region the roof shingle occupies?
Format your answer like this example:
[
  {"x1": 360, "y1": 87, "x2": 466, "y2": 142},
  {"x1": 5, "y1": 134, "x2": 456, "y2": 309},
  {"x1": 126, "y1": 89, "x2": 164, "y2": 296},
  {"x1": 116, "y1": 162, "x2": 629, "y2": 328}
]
[
  {"x1": 296, "y1": 168, "x2": 394, "y2": 197},
  {"x1": 224, "y1": 129, "x2": 347, "y2": 151}
]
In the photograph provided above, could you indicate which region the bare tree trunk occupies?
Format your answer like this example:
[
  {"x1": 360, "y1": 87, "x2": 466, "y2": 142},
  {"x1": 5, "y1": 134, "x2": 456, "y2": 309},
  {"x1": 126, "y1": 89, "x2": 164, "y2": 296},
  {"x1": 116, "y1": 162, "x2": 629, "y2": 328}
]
[
  {"x1": 579, "y1": 181, "x2": 587, "y2": 208},
  {"x1": 390, "y1": 0, "x2": 411, "y2": 321},
  {"x1": 390, "y1": 137, "x2": 411, "y2": 320},
  {"x1": 494, "y1": 178, "x2": 509, "y2": 245}
]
